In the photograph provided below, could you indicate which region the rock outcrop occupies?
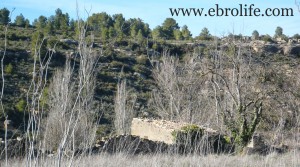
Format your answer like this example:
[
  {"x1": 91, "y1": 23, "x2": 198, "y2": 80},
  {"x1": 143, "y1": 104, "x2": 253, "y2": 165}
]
[{"x1": 250, "y1": 40, "x2": 300, "y2": 56}]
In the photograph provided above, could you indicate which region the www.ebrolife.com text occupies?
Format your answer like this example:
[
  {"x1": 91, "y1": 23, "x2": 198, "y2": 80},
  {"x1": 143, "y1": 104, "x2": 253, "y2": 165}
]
[{"x1": 170, "y1": 4, "x2": 294, "y2": 17}]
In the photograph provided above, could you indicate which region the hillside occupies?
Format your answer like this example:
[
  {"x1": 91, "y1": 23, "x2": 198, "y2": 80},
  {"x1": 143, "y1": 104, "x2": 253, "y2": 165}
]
[
  {"x1": 0, "y1": 8, "x2": 300, "y2": 163},
  {"x1": 0, "y1": 24, "x2": 299, "y2": 137}
]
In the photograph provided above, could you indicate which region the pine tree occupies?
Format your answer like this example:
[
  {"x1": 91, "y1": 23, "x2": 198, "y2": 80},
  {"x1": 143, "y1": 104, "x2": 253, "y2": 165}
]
[
  {"x1": 198, "y1": 27, "x2": 211, "y2": 40},
  {"x1": 101, "y1": 27, "x2": 109, "y2": 42},
  {"x1": 174, "y1": 29, "x2": 183, "y2": 40},
  {"x1": 0, "y1": 8, "x2": 10, "y2": 25},
  {"x1": 45, "y1": 16, "x2": 55, "y2": 35},
  {"x1": 181, "y1": 25, "x2": 192, "y2": 40},
  {"x1": 137, "y1": 29, "x2": 144, "y2": 46},
  {"x1": 15, "y1": 14, "x2": 26, "y2": 27},
  {"x1": 274, "y1": 26, "x2": 283, "y2": 38},
  {"x1": 36, "y1": 15, "x2": 47, "y2": 30},
  {"x1": 252, "y1": 30, "x2": 259, "y2": 40},
  {"x1": 162, "y1": 18, "x2": 179, "y2": 39},
  {"x1": 152, "y1": 26, "x2": 163, "y2": 40}
]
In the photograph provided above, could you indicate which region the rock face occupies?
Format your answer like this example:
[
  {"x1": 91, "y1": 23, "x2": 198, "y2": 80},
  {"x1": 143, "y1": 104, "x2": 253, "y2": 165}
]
[{"x1": 250, "y1": 41, "x2": 300, "y2": 56}]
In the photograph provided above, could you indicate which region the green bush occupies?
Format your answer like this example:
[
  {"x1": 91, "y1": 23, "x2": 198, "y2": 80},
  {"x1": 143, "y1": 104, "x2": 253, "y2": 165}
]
[
  {"x1": 223, "y1": 135, "x2": 232, "y2": 144},
  {"x1": 262, "y1": 35, "x2": 273, "y2": 43},
  {"x1": 111, "y1": 61, "x2": 125, "y2": 68},
  {"x1": 136, "y1": 55, "x2": 148, "y2": 65},
  {"x1": 40, "y1": 87, "x2": 48, "y2": 107},
  {"x1": 9, "y1": 32, "x2": 18, "y2": 40},
  {"x1": 5, "y1": 63, "x2": 13, "y2": 75},
  {"x1": 15, "y1": 99, "x2": 26, "y2": 112},
  {"x1": 171, "y1": 124, "x2": 204, "y2": 144}
]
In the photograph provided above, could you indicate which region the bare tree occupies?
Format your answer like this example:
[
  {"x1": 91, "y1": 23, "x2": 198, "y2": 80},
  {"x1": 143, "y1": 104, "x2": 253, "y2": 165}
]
[
  {"x1": 151, "y1": 50, "x2": 211, "y2": 124},
  {"x1": 25, "y1": 35, "x2": 56, "y2": 166},
  {"x1": 114, "y1": 78, "x2": 137, "y2": 135},
  {"x1": 151, "y1": 43, "x2": 266, "y2": 151},
  {"x1": 0, "y1": 8, "x2": 15, "y2": 167},
  {"x1": 21, "y1": 7, "x2": 101, "y2": 167},
  {"x1": 52, "y1": 18, "x2": 100, "y2": 166},
  {"x1": 208, "y1": 44, "x2": 265, "y2": 150}
]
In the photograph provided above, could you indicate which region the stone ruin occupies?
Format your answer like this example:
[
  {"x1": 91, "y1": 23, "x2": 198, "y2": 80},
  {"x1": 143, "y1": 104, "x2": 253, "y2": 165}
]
[
  {"x1": 130, "y1": 118, "x2": 232, "y2": 154},
  {"x1": 131, "y1": 118, "x2": 189, "y2": 144},
  {"x1": 129, "y1": 118, "x2": 290, "y2": 155},
  {"x1": 131, "y1": 118, "x2": 217, "y2": 144}
]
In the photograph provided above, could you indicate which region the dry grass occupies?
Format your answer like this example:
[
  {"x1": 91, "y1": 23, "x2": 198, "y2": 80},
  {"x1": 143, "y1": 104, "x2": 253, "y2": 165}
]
[{"x1": 1, "y1": 150, "x2": 300, "y2": 167}]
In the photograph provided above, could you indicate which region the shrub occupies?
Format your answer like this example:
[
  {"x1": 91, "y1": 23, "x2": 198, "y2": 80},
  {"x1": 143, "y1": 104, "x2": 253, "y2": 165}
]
[
  {"x1": 136, "y1": 55, "x2": 148, "y2": 65},
  {"x1": 171, "y1": 124, "x2": 204, "y2": 144},
  {"x1": 5, "y1": 63, "x2": 13, "y2": 75},
  {"x1": 40, "y1": 87, "x2": 48, "y2": 107},
  {"x1": 172, "y1": 125, "x2": 234, "y2": 154},
  {"x1": 262, "y1": 35, "x2": 273, "y2": 43},
  {"x1": 15, "y1": 99, "x2": 26, "y2": 112}
]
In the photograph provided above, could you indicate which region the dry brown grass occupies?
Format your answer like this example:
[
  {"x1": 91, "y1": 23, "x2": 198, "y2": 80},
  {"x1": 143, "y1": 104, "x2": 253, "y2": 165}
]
[{"x1": 1, "y1": 150, "x2": 300, "y2": 167}]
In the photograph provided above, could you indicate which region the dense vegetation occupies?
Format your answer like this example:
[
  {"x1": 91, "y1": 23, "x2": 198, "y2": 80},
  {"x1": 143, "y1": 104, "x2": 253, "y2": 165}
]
[{"x1": 0, "y1": 7, "x2": 300, "y2": 161}]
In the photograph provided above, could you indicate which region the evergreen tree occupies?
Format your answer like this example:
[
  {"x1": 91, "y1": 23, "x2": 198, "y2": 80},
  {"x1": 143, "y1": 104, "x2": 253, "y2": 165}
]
[
  {"x1": 293, "y1": 33, "x2": 300, "y2": 39},
  {"x1": 181, "y1": 25, "x2": 192, "y2": 40},
  {"x1": 54, "y1": 8, "x2": 63, "y2": 29},
  {"x1": 101, "y1": 27, "x2": 109, "y2": 42},
  {"x1": 143, "y1": 23, "x2": 151, "y2": 37},
  {"x1": 174, "y1": 29, "x2": 183, "y2": 40},
  {"x1": 25, "y1": 19, "x2": 30, "y2": 28},
  {"x1": 0, "y1": 8, "x2": 10, "y2": 25},
  {"x1": 252, "y1": 30, "x2": 259, "y2": 40},
  {"x1": 69, "y1": 19, "x2": 75, "y2": 31},
  {"x1": 130, "y1": 23, "x2": 137, "y2": 39},
  {"x1": 113, "y1": 14, "x2": 125, "y2": 42},
  {"x1": 162, "y1": 18, "x2": 179, "y2": 39},
  {"x1": 137, "y1": 29, "x2": 144, "y2": 46},
  {"x1": 45, "y1": 16, "x2": 55, "y2": 35},
  {"x1": 61, "y1": 13, "x2": 69, "y2": 36},
  {"x1": 152, "y1": 26, "x2": 163, "y2": 40},
  {"x1": 15, "y1": 14, "x2": 26, "y2": 27},
  {"x1": 274, "y1": 26, "x2": 283, "y2": 38},
  {"x1": 198, "y1": 27, "x2": 211, "y2": 40},
  {"x1": 109, "y1": 27, "x2": 116, "y2": 38},
  {"x1": 36, "y1": 15, "x2": 47, "y2": 29},
  {"x1": 87, "y1": 12, "x2": 113, "y2": 32}
]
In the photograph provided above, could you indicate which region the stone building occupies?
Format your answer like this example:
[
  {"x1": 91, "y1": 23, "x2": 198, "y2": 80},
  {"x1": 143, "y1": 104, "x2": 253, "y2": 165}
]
[{"x1": 131, "y1": 118, "x2": 217, "y2": 144}]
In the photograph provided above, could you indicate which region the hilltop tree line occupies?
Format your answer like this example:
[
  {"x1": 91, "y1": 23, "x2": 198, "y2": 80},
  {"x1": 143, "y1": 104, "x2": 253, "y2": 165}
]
[{"x1": 2, "y1": 7, "x2": 299, "y2": 43}]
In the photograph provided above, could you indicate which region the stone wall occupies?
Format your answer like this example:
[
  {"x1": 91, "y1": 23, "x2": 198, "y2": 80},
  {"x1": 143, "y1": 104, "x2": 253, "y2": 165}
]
[
  {"x1": 131, "y1": 118, "x2": 188, "y2": 144},
  {"x1": 130, "y1": 118, "x2": 217, "y2": 144}
]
